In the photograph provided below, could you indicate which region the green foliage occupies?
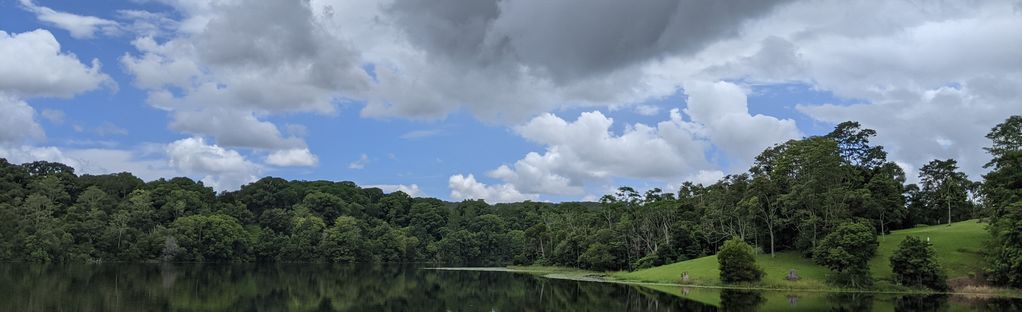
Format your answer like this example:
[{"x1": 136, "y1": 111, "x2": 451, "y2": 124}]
[
  {"x1": 14, "y1": 194, "x2": 72, "y2": 262},
  {"x1": 435, "y1": 230, "x2": 480, "y2": 265},
  {"x1": 981, "y1": 115, "x2": 1022, "y2": 287},
  {"x1": 319, "y1": 216, "x2": 365, "y2": 262},
  {"x1": 889, "y1": 236, "x2": 948, "y2": 290},
  {"x1": 578, "y1": 243, "x2": 615, "y2": 271},
  {"x1": 987, "y1": 206, "x2": 1022, "y2": 287},
  {"x1": 717, "y1": 238, "x2": 763, "y2": 283},
  {"x1": 78, "y1": 172, "x2": 145, "y2": 199},
  {"x1": 0, "y1": 159, "x2": 29, "y2": 203},
  {"x1": 919, "y1": 159, "x2": 975, "y2": 224},
  {"x1": 301, "y1": 191, "x2": 347, "y2": 225},
  {"x1": 409, "y1": 202, "x2": 446, "y2": 243},
  {"x1": 286, "y1": 214, "x2": 326, "y2": 261},
  {"x1": 0, "y1": 116, "x2": 1010, "y2": 286},
  {"x1": 30, "y1": 175, "x2": 72, "y2": 208},
  {"x1": 170, "y1": 214, "x2": 250, "y2": 262},
  {"x1": 368, "y1": 223, "x2": 418, "y2": 262},
  {"x1": 258, "y1": 208, "x2": 292, "y2": 233},
  {"x1": 380, "y1": 191, "x2": 412, "y2": 227},
  {"x1": 813, "y1": 221, "x2": 877, "y2": 287}
]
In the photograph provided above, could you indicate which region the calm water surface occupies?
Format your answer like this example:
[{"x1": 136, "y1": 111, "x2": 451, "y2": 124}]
[{"x1": 0, "y1": 263, "x2": 1019, "y2": 311}]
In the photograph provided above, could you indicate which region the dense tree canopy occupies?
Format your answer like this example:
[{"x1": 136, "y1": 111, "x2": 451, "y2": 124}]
[
  {"x1": 0, "y1": 121, "x2": 948, "y2": 268},
  {"x1": 2, "y1": 117, "x2": 1019, "y2": 290}
]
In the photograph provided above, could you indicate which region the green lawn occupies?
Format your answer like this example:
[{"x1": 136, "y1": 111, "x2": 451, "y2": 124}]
[
  {"x1": 613, "y1": 251, "x2": 830, "y2": 289},
  {"x1": 870, "y1": 219, "x2": 988, "y2": 283},
  {"x1": 614, "y1": 219, "x2": 990, "y2": 290}
]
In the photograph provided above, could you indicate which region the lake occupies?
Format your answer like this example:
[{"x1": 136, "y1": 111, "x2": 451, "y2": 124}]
[{"x1": 0, "y1": 264, "x2": 1019, "y2": 311}]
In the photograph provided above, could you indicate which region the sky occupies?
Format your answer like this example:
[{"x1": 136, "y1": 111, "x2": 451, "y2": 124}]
[{"x1": 1, "y1": 0, "x2": 1020, "y2": 203}]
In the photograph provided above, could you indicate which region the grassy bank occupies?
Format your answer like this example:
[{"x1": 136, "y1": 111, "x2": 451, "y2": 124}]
[
  {"x1": 870, "y1": 219, "x2": 988, "y2": 282},
  {"x1": 446, "y1": 220, "x2": 1019, "y2": 299},
  {"x1": 614, "y1": 219, "x2": 991, "y2": 292},
  {"x1": 428, "y1": 220, "x2": 1020, "y2": 310},
  {"x1": 613, "y1": 251, "x2": 830, "y2": 289}
]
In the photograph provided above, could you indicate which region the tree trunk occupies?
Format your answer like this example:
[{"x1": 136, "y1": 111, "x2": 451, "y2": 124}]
[
  {"x1": 947, "y1": 195, "x2": 952, "y2": 225},
  {"x1": 879, "y1": 212, "x2": 885, "y2": 237},
  {"x1": 538, "y1": 236, "x2": 545, "y2": 259}
]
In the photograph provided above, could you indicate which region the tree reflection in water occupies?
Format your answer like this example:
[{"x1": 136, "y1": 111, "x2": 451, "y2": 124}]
[
  {"x1": 0, "y1": 263, "x2": 713, "y2": 312},
  {"x1": 2, "y1": 264, "x2": 1020, "y2": 311}
]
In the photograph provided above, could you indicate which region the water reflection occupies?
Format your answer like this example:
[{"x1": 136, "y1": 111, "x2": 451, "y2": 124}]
[
  {"x1": 0, "y1": 264, "x2": 713, "y2": 312},
  {"x1": 0, "y1": 264, "x2": 1019, "y2": 311},
  {"x1": 647, "y1": 283, "x2": 1020, "y2": 311},
  {"x1": 894, "y1": 294, "x2": 948, "y2": 312},
  {"x1": 720, "y1": 289, "x2": 765, "y2": 312},
  {"x1": 827, "y1": 293, "x2": 875, "y2": 312}
]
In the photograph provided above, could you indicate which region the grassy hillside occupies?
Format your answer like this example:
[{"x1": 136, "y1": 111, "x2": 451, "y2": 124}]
[
  {"x1": 614, "y1": 251, "x2": 830, "y2": 289},
  {"x1": 614, "y1": 219, "x2": 990, "y2": 290},
  {"x1": 871, "y1": 219, "x2": 988, "y2": 283}
]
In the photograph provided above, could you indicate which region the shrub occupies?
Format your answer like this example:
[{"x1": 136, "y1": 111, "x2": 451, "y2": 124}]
[
  {"x1": 813, "y1": 221, "x2": 878, "y2": 288},
  {"x1": 718, "y1": 238, "x2": 764, "y2": 283},
  {"x1": 890, "y1": 236, "x2": 949, "y2": 291}
]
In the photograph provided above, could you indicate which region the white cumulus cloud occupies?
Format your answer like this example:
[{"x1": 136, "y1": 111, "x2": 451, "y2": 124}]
[
  {"x1": 456, "y1": 80, "x2": 801, "y2": 200},
  {"x1": 166, "y1": 137, "x2": 260, "y2": 191},
  {"x1": 448, "y1": 174, "x2": 538, "y2": 204},
  {"x1": 683, "y1": 81, "x2": 801, "y2": 167},
  {"x1": 266, "y1": 148, "x2": 319, "y2": 167},
  {"x1": 19, "y1": 0, "x2": 121, "y2": 39},
  {"x1": 0, "y1": 29, "x2": 111, "y2": 98},
  {"x1": 367, "y1": 184, "x2": 425, "y2": 197},
  {"x1": 0, "y1": 95, "x2": 45, "y2": 144}
]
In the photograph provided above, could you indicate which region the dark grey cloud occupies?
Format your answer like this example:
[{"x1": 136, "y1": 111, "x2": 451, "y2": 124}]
[
  {"x1": 195, "y1": 0, "x2": 369, "y2": 99},
  {"x1": 387, "y1": 0, "x2": 501, "y2": 63},
  {"x1": 388, "y1": 0, "x2": 790, "y2": 82}
]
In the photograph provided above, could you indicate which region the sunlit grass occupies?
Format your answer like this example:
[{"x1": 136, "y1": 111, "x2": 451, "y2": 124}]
[
  {"x1": 616, "y1": 219, "x2": 990, "y2": 291},
  {"x1": 613, "y1": 251, "x2": 830, "y2": 289},
  {"x1": 871, "y1": 219, "x2": 988, "y2": 283}
]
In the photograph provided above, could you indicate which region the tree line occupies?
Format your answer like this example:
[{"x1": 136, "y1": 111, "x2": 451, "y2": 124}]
[{"x1": 0, "y1": 116, "x2": 1019, "y2": 288}]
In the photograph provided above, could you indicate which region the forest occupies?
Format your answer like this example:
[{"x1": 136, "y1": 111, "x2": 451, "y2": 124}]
[{"x1": 1, "y1": 116, "x2": 1020, "y2": 288}]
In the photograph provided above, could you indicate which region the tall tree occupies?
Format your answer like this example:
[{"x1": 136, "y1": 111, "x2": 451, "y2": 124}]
[
  {"x1": 770, "y1": 137, "x2": 851, "y2": 252},
  {"x1": 981, "y1": 115, "x2": 1022, "y2": 219},
  {"x1": 826, "y1": 121, "x2": 887, "y2": 169},
  {"x1": 864, "y1": 163, "x2": 908, "y2": 235},
  {"x1": 919, "y1": 159, "x2": 973, "y2": 225},
  {"x1": 982, "y1": 115, "x2": 1022, "y2": 287}
]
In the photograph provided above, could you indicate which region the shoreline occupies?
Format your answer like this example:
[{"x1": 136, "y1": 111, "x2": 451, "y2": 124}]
[{"x1": 424, "y1": 266, "x2": 1022, "y2": 299}]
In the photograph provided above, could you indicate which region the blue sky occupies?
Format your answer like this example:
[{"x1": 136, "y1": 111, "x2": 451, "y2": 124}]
[{"x1": 2, "y1": 0, "x2": 1019, "y2": 202}]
